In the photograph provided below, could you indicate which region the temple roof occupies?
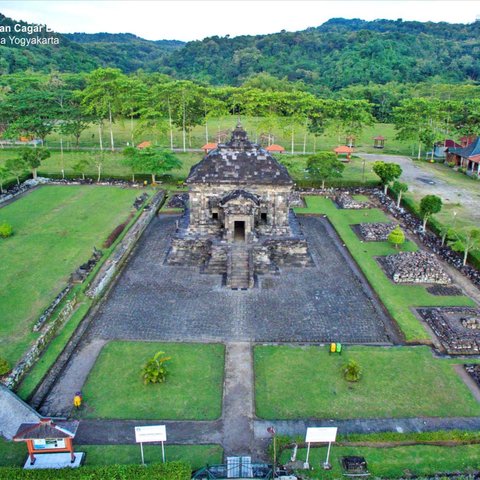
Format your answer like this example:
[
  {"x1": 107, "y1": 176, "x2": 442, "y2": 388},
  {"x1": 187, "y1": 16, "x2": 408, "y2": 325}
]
[{"x1": 186, "y1": 124, "x2": 293, "y2": 186}]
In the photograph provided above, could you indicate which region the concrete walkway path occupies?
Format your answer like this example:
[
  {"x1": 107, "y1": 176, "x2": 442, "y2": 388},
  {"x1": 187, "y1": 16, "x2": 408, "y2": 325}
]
[
  {"x1": 222, "y1": 342, "x2": 255, "y2": 457},
  {"x1": 74, "y1": 416, "x2": 480, "y2": 450},
  {"x1": 38, "y1": 339, "x2": 106, "y2": 417}
]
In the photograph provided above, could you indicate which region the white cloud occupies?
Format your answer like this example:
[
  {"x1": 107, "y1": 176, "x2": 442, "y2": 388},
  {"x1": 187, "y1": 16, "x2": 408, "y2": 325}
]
[{"x1": 1, "y1": 1, "x2": 479, "y2": 41}]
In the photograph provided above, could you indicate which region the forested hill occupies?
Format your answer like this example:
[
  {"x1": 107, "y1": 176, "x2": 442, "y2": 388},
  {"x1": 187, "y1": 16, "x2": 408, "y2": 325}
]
[
  {"x1": 163, "y1": 18, "x2": 480, "y2": 88},
  {"x1": 1, "y1": 13, "x2": 479, "y2": 89},
  {"x1": 62, "y1": 33, "x2": 184, "y2": 73},
  {"x1": 0, "y1": 14, "x2": 183, "y2": 74}
]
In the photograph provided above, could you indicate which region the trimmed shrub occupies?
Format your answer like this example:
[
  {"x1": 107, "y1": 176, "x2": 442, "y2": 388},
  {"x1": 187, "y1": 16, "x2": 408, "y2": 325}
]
[
  {"x1": 0, "y1": 357, "x2": 11, "y2": 376},
  {"x1": 388, "y1": 225, "x2": 406, "y2": 249},
  {"x1": 342, "y1": 359, "x2": 362, "y2": 382},
  {"x1": 0, "y1": 223, "x2": 13, "y2": 238},
  {"x1": 0, "y1": 461, "x2": 191, "y2": 480}
]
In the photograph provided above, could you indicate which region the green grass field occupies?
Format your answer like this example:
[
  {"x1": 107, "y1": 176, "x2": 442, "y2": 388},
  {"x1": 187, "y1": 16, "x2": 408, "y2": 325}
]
[
  {"x1": 0, "y1": 185, "x2": 142, "y2": 365},
  {"x1": 280, "y1": 444, "x2": 480, "y2": 478},
  {"x1": 0, "y1": 438, "x2": 222, "y2": 470},
  {"x1": 34, "y1": 117, "x2": 413, "y2": 155},
  {"x1": 295, "y1": 196, "x2": 475, "y2": 341},
  {"x1": 81, "y1": 342, "x2": 225, "y2": 420},
  {"x1": 255, "y1": 345, "x2": 480, "y2": 419}
]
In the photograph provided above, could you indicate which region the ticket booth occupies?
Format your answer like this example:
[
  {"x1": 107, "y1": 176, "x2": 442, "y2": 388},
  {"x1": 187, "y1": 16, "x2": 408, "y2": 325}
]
[{"x1": 13, "y1": 418, "x2": 79, "y2": 465}]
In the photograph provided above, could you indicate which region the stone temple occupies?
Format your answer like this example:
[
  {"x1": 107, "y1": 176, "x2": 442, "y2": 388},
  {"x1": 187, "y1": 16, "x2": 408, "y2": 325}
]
[{"x1": 166, "y1": 123, "x2": 311, "y2": 288}]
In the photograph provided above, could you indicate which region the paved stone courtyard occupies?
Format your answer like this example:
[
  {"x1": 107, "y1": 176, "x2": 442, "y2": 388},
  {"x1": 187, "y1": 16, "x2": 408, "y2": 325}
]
[{"x1": 85, "y1": 214, "x2": 399, "y2": 344}]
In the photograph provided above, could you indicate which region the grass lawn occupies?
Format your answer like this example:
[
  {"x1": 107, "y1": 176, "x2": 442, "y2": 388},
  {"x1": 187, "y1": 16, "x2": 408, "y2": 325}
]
[
  {"x1": 280, "y1": 444, "x2": 480, "y2": 478},
  {"x1": 81, "y1": 342, "x2": 225, "y2": 420},
  {"x1": 255, "y1": 345, "x2": 480, "y2": 419},
  {"x1": 0, "y1": 439, "x2": 25, "y2": 467},
  {"x1": 295, "y1": 196, "x2": 475, "y2": 341},
  {"x1": 0, "y1": 438, "x2": 222, "y2": 470},
  {"x1": 81, "y1": 444, "x2": 223, "y2": 469},
  {"x1": 0, "y1": 185, "x2": 143, "y2": 365}
]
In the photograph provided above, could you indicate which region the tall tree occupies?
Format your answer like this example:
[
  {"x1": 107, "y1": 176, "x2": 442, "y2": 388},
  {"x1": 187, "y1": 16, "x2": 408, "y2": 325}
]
[
  {"x1": 372, "y1": 161, "x2": 403, "y2": 195},
  {"x1": 5, "y1": 156, "x2": 27, "y2": 185},
  {"x1": 306, "y1": 152, "x2": 345, "y2": 189},
  {"x1": 419, "y1": 194, "x2": 442, "y2": 231},
  {"x1": 393, "y1": 98, "x2": 442, "y2": 160},
  {"x1": 80, "y1": 68, "x2": 129, "y2": 151},
  {"x1": 134, "y1": 147, "x2": 182, "y2": 183},
  {"x1": 392, "y1": 180, "x2": 408, "y2": 207},
  {"x1": 19, "y1": 147, "x2": 51, "y2": 179},
  {"x1": 1, "y1": 89, "x2": 60, "y2": 143},
  {"x1": 333, "y1": 99, "x2": 374, "y2": 147},
  {"x1": 450, "y1": 228, "x2": 480, "y2": 266}
]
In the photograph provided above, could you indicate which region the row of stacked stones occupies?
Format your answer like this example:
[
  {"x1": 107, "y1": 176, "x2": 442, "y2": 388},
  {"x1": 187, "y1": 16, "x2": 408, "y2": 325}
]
[
  {"x1": 465, "y1": 364, "x2": 480, "y2": 388},
  {"x1": 417, "y1": 307, "x2": 480, "y2": 354},
  {"x1": 381, "y1": 251, "x2": 451, "y2": 284},
  {"x1": 334, "y1": 192, "x2": 370, "y2": 209},
  {"x1": 358, "y1": 222, "x2": 396, "y2": 241},
  {"x1": 370, "y1": 188, "x2": 480, "y2": 288}
]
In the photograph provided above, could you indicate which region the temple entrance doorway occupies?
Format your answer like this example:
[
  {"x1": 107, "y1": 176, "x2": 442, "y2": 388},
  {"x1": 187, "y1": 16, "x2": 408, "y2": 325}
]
[{"x1": 234, "y1": 221, "x2": 246, "y2": 242}]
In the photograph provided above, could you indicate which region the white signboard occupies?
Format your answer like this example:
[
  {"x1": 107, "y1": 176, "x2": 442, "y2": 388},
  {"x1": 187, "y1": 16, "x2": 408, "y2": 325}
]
[
  {"x1": 305, "y1": 427, "x2": 337, "y2": 443},
  {"x1": 135, "y1": 425, "x2": 166, "y2": 443}
]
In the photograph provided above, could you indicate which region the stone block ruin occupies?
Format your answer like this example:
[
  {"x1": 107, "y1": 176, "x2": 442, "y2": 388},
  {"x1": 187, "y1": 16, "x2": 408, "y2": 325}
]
[
  {"x1": 357, "y1": 222, "x2": 396, "y2": 241},
  {"x1": 335, "y1": 192, "x2": 370, "y2": 209},
  {"x1": 417, "y1": 307, "x2": 480, "y2": 354},
  {"x1": 379, "y1": 251, "x2": 451, "y2": 284}
]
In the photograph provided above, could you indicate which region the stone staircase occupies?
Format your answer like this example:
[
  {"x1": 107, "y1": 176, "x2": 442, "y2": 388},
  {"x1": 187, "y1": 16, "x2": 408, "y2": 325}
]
[{"x1": 227, "y1": 245, "x2": 254, "y2": 289}]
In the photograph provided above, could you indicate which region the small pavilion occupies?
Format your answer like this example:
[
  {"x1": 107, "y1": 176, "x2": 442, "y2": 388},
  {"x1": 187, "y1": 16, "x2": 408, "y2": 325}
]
[
  {"x1": 13, "y1": 418, "x2": 79, "y2": 465},
  {"x1": 137, "y1": 141, "x2": 152, "y2": 149},
  {"x1": 201, "y1": 142, "x2": 218, "y2": 153},
  {"x1": 373, "y1": 136, "x2": 386, "y2": 149},
  {"x1": 345, "y1": 135, "x2": 356, "y2": 147},
  {"x1": 334, "y1": 145, "x2": 353, "y2": 161},
  {"x1": 265, "y1": 144, "x2": 285, "y2": 154}
]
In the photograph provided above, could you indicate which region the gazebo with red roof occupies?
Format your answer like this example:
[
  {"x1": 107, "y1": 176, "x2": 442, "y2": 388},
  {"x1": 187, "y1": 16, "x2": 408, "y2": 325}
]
[
  {"x1": 266, "y1": 144, "x2": 285, "y2": 154},
  {"x1": 373, "y1": 136, "x2": 386, "y2": 149},
  {"x1": 334, "y1": 145, "x2": 354, "y2": 161},
  {"x1": 14, "y1": 418, "x2": 79, "y2": 465},
  {"x1": 137, "y1": 141, "x2": 152, "y2": 149},
  {"x1": 201, "y1": 143, "x2": 218, "y2": 153}
]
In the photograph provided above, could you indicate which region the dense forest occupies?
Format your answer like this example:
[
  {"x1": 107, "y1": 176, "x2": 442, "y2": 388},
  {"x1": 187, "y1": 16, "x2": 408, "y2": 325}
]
[{"x1": 0, "y1": 14, "x2": 479, "y2": 89}]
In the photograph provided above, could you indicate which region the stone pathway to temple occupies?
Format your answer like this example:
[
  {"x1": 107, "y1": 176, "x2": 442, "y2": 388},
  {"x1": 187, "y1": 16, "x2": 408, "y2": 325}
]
[
  {"x1": 221, "y1": 342, "x2": 255, "y2": 457},
  {"x1": 38, "y1": 339, "x2": 107, "y2": 417}
]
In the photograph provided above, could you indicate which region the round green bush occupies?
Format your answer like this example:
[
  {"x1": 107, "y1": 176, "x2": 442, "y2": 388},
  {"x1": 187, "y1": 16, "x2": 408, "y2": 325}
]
[
  {"x1": 0, "y1": 222, "x2": 13, "y2": 238},
  {"x1": 0, "y1": 357, "x2": 11, "y2": 376}
]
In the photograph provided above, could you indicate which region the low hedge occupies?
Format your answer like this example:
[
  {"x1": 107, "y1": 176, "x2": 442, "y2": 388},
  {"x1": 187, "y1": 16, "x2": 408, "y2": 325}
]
[{"x1": 0, "y1": 461, "x2": 191, "y2": 480}]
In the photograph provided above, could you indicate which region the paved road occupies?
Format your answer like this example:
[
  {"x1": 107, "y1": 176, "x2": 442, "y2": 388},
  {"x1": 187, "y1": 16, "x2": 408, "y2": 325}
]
[{"x1": 358, "y1": 153, "x2": 480, "y2": 225}]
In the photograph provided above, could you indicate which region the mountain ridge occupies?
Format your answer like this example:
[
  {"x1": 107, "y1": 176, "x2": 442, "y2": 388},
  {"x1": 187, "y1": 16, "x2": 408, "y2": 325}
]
[{"x1": 0, "y1": 13, "x2": 479, "y2": 88}]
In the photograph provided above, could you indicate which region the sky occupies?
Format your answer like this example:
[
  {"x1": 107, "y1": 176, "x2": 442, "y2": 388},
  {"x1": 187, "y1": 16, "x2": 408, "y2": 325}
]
[{"x1": 1, "y1": 1, "x2": 479, "y2": 41}]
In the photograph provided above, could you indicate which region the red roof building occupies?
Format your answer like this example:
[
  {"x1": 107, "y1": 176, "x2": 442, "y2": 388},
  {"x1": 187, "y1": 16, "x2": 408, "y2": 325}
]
[
  {"x1": 446, "y1": 136, "x2": 480, "y2": 175},
  {"x1": 334, "y1": 145, "x2": 354, "y2": 161},
  {"x1": 373, "y1": 136, "x2": 386, "y2": 149},
  {"x1": 201, "y1": 143, "x2": 218, "y2": 153},
  {"x1": 137, "y1": 141, "x2": 152, "y2": 149},
  {"x1": 266, "y1": 144, "x2": 285, "y2": 153}
]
